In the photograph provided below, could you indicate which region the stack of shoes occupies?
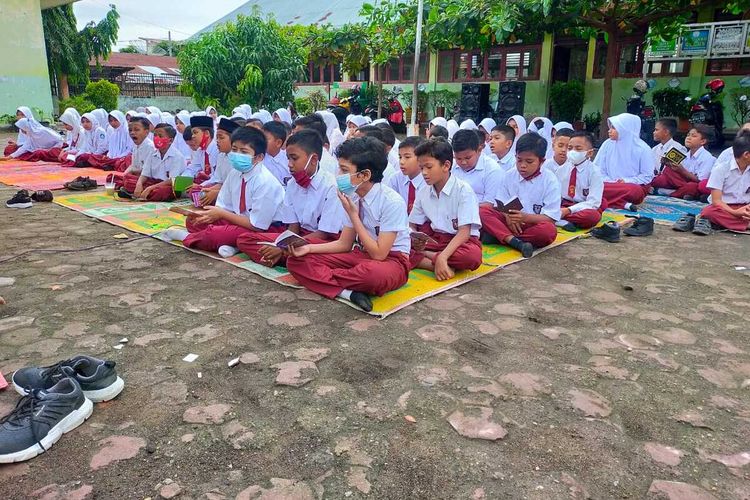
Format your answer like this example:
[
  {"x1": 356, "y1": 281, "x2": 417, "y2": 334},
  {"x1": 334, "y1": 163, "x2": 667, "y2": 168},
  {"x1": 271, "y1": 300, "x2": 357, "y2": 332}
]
[
  {"x1": 591, "y1": 221, "x2": 621, "y2": 243},
  {"x1": 0, "y1": 355, "x2": 124, "y2": 463},
  {"x1": 623, "y1": 217, "x2": 654, "y2": 237},
  {"x1": 64, "y1": 177, "x2": 97, "y2": 191},
  {"x1": 5, "y1": 190, "x2": 33, "y2": 209}
]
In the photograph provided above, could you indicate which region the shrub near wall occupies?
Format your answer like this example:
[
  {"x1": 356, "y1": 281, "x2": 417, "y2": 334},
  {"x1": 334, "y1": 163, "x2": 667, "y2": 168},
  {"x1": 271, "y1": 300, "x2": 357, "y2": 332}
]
[{"x1": 550, "y1": 81, "x2": 584, "y2": 123}]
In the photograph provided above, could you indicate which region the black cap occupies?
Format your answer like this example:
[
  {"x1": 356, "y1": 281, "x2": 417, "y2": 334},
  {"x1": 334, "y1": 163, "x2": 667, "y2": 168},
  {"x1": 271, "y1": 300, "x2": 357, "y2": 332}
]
[
  {"x1": 190, "y1": 116, "x2": 214, "y2": 129},
  {"x1": 217, "y1": 118, "x2": 240, "y2": 135}
]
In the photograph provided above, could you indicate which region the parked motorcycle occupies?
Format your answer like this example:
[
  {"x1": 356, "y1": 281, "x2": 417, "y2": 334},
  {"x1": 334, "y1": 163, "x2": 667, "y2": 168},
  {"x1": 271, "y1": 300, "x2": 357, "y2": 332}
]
[
  {"x1": 364, "y1": 86, "x2": 406, "y2": 134},
  {"x1": 688, "y1": 78, "x2": 725, "y2": 147},
  {"x1": 626, "y1": 79, "x2": 656, "y2": 147},
  {"x1": 339, "y1": 85, "x2": 364, "y2": 115}
]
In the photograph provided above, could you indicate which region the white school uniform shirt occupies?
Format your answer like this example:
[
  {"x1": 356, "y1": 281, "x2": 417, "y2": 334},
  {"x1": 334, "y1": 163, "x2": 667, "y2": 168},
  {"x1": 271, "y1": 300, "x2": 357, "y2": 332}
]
[
  {"x1": 542, "y1": 157, "x2": 568, "y2": 175},
  {"x1": 79, "y1": 127, "x2": 108, "y2": 155},
  {"x1": 496, "y1": 151, "x2": 515, "y2": 172},
  {"x1": 216, "y1": 163, "x2": 284, "y2": 230},
  {"x1": 192, "y1": 141, "x2": 219, "y2": 183},
  {"x1": 205, "y1": 152, "x2": 232, "y2": 185},
  {"x1": 344, "y1": 183, "x2": 411, "y2": 255},
  {"x1": 386, "y1": 170, "x2": 426, "y2": 209},
  {"x1": 264, "y1": 149, "x2": 290, "y2": 185},
  {"x1": 716, "y1": 146, "x2": 733, "y2": 167},
  {"x1": 451, "y1": 154, "x2": 503, "y2": 204},
  {"x1": 125, "y1": 139, "x2": 155, "y2": 175},
  {"x1": 280, "y1": 170, "x2": 345, "y2": 234},
  {"x1": 141, "y1": 147, "x2": 186, "y2": 181},
  {"x1": 556, "y1": 159, "x2": 604, "y2": 212},
  {"x1": 682, "y1": 146, "x2": 715, "y2": 181},
  {"x1": 320, "y1": 149, "x2": 339, "y2": 177},
  {"x1": 382, "y1": 154, "x2": 399, "y2": 184},
  {"x1": 706, "y1": 157, "x2": 750, "y2": 205},
  {"x1": 409, "y1": 174, "x2": 482, "y2": 238},
  {"x1": 496, "y1": 167, "x2": 562, "y2": 221},
  {"x1": 652, "y1": 138, "x2": 687, "y2": 174}
]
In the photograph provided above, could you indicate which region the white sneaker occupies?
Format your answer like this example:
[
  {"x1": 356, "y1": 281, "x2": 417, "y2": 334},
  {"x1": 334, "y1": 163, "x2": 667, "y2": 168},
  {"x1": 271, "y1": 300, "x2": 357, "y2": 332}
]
[{"x1": 218, "y1": 245, "x2": 239, "y2": 258}]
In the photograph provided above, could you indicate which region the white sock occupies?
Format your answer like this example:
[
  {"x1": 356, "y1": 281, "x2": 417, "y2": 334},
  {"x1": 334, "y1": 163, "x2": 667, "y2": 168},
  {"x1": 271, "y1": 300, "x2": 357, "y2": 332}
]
[
  {"x1": 338, "y1": 289, "x2": 353, "y2": 300},
  {"x1": 624, "y1": 202, "x2": 632, "y2": 210},
  {"x1": 218, "y1": 245, "x2": 239, "y2": 258},
  {"x1": 163, "y1": 228, "x2": 189, "y2": 242}
]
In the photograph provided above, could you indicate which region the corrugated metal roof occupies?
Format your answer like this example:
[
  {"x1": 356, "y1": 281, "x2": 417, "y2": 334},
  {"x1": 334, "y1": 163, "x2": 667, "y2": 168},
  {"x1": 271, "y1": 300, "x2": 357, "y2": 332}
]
[{"x1": 193, "y1": 0, "x2": 370, "y2": 37}]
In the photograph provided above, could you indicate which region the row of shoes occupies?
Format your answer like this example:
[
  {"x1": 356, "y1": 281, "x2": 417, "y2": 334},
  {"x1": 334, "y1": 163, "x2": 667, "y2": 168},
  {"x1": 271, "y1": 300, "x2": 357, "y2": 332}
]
[
  {"x1": 591, "y1": 217, "x2": 654, "y2": 243},
  {"x1": 5, "y1": 189, "x2": 53, "y2": 209},
  {"x1": 672, "y1": 213, "x2": 713, "y2": 235},
  {"x1": 63, "y1": 176, "x2": 98, "y2": 191},
  {"x1": 0, "y1": 355, "x2": 124, "y2": 463}
]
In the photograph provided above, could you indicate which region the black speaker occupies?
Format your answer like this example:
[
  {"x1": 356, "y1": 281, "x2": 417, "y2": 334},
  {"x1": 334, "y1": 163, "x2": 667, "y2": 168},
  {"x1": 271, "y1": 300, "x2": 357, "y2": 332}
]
[
  {"x1": 496, "y1": 81, "x2": 526, "y2": 124},
  {"x1": 459, "y1": 83, "x2": 491, "y2": 123}
]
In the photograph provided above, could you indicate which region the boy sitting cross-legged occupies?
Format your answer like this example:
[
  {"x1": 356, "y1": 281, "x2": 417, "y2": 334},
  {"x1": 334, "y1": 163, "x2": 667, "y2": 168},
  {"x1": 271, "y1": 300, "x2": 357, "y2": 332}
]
[
  {"x1": 652, "y1": 124, "x2": 715, "y2": 200},
  {"x1": 120, "y1": 124, "x2": 185, "y2": 201},
  {"x1": 557, "y1": 131, "x2": 605, "y2": 230}
]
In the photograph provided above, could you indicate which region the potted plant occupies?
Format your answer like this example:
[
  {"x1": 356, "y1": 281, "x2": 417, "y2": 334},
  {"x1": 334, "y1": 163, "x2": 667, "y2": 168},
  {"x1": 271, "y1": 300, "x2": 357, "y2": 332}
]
[
  {"x1": 583, "y1": 111, "x2": 602, "y2": 137},
  {"x1": 651, "y1": 87, "x2": 691, "y2": 130},
  {"x1": 728, "y1": 88, "x2": 750, "y2": 129},
  {"x1": 549, "y1": 81, "x2": 585, "y2": 124}
]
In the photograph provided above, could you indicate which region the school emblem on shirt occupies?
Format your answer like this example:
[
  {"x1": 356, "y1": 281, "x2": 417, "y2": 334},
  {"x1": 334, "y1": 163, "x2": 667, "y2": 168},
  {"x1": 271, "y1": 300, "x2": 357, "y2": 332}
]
[
  {"x1": 375, "y1": 226, "x2": 380, "y2": 236},
  {"x1": 533, "y1": 204, "x2": 543, "y2": 214},
  {"x1": 582, "y1": 188, "x2": 589, "y2": 197},
  {"x1": 283, "y1": 176, "x2": 291, "y2": 186},
  {"x1": 452, "y1": 218, "x2": 459, "y2": 230}
]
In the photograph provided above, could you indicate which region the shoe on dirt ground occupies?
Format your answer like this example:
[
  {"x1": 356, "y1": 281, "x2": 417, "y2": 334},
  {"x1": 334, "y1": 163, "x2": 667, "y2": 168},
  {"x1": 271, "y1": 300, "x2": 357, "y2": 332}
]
[
  {"x1": 0, "y1": 378, "x2": 93, "y2": 463},
  {"x1": 623, "y1": 217, "x2": 654, "y2": 237},
  {"x1": 5, "y1": 190, "x2": 32, "y2": 209},
  {"x1": 692, "y1": 217, "x2": 712, "y2": 236},
  {"x1": 66, "y1": 177, "x2": 97, "y2": 191},
  {"x1": 30, "y1": 190, "x2": 54, "y2": 202},
  {"x1": 591, "y1": 221, "x2": 621, "y2": 243},
  {"x1": 672, "y1": 213, "x2": 696, "y2": 232},
  {"x1": 13, "y1": 355, "x2": 124, "y2": 403}
]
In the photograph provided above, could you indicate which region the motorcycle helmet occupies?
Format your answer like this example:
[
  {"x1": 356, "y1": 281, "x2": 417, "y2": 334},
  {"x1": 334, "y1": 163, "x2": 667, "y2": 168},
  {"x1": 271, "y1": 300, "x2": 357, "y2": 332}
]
[
  {"x1": 633, "y1": 79, "x2": 649, "y2": 94},
  {"x1": 706, "y1": 78, "x2": 725, "y2": 93},
  {"x1": 329, "y1": 96, "x2": 341, "y2": 106}
]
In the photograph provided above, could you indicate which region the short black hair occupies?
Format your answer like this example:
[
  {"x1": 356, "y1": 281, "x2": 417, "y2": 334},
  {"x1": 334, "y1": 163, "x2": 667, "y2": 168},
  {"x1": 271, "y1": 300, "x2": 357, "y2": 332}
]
[
  {"x1": 357, "y1": 125, "x2": 385, "y2": 143},
  {"x1": 154, "y1": 123, "x2": 176, "y2": 139},
  {"x1": 732, "y1": 129, "x2": 750, "y2": 158},
  {"x1": 554, "y1": 128, "x2": 574, "y2": 139},
  {"x1": 304, "y1": 121, "x2": 330, "y2": 146},
  {"x1": 293, "y1": 114, "x2": 325, "y2": 128},
  {"x1": 286, "y1": 129, "x2": 323, "y2": 158},
  {"x1": 245, "y1": 118, "x2": 263, "y2": 127},
  {"x1": 263, "y1": 121, "x2": 288, "y2": 143},
  {"x1": 231, "y1": 117, "x2": 247, "y2": 127},
  {"x1": 182, "y1": 126, "x2": 193, "y2": 142},
  {"x1": 399, "y1": 136, "x2": 426, "y2": 150},
  {"x1": 475, "y1": 129, "x2": 488, "y2": 143},
  {"x1": 516, "y1": 132, "x2": 547, "y2": 159},
  {"x1": 346, "y1": 137, "x2": 388, "y2": 183},
  {"x1": 570, "y1": 130, "x2": 594, "y2": 149},
  {"x1": 656, "y1": 118, "x2": 677, "y2": 137},
  {"x1": 194, "y1": 126, "x2": 214, "y2": 139},
  {"x1": 374, "y1": 122, "x2": 396, "y2": 147},
  {"x1": 414, "y1": 138, "x2": 453, "y2": 165},
  {"x1": 452, "y1": 129, "x2": 482, "y2": 153},
  {"x1": 281, "y1": 121, "x2": 293, "y2": 137},
  {"x1": 231, "y1": 126, "x2": 267, "y2": 155},
  {"x1": 129, "y1": 116, "x2": 150, "y2": 131},
  {"x1": 691, "y1": 124, "x2": 713, "y2": 143},
  {"x1": 429, "y1": 125, "x2": 449, "y2": 140},
  {"x1": 491, "y1": 124, "x2": 515, "y2": 141}
]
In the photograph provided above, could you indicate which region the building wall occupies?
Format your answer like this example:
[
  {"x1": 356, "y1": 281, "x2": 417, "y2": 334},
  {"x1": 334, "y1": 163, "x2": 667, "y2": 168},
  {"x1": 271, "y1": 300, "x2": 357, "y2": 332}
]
[
  {"x1": 117, "y1": 95, "x2": 199, "y2": 113},
  {"x1": 0, "y1": 0, "x2": 55, "y2": 117}
]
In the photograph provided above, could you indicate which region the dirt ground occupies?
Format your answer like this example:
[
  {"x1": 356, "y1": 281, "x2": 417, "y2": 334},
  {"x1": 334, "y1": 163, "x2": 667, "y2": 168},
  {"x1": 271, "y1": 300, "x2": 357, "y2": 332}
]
[{"x1": 1, "y1": 137, "x2": 750, "y2": 499}]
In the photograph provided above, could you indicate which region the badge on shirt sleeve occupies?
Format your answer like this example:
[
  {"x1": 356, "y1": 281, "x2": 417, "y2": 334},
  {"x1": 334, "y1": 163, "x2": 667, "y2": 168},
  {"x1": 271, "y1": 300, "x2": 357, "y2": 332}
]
[
  {"x1": 533, "y1": 204, "x2": 543, "y2": 214},
  {"x1": 583, "y1": 189, "x2": 589, "y2": 197},
  {"x1": 452, "y1": 218, "x2": 458, "y2": 230}
]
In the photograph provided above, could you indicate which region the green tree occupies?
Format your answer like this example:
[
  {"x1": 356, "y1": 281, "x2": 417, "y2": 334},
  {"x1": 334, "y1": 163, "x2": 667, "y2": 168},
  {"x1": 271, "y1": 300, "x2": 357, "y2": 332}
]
[
  {"x1": 42, "y1": 4, "x2": 120, "y2": 99},
  {"x1": 179, "y1": 15, "x2": 305, "y2": 110},
  {"x1": 84, "y1": 80, "x2": 120, "y2": 110},
  {"x1": 152, "y1": 40, "x2": 185, "y2": 57},
  {"x1": 119, "y1": 44, "x2": 141, "y2": 54}
]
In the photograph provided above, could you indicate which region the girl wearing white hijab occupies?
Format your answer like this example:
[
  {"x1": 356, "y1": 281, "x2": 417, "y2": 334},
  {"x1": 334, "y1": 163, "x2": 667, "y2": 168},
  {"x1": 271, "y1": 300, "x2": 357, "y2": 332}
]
[
  {"x1": 593, "y1": 112, "x2": 653, "y2": 210},
  {"x1": 4, "y1": 106, "x2": 37, "y2": 156},
  {"x1": 92, "y1": 109, "x2": 109, "y2": 133},
  {"x1": 73, "y1": 110, "x2": 133, "y2": 170},
  {"x1": 251, "y1": 110, "x2": 273, "y2": 125},
  {"x1": 446, "y1": 119, "x2": 460, "y2": 141},
  {"x1": 317, "y1": 111, "x2": 345, "y2": 154},
  {"x1": 205, "y1": 106, "x2": 218, "y2": 123},
  {"x1": 239, "y1": 104, "x2": 253, "y2": 119},
  {"x1": 161, "y1": 112, "x2": 176, "y2": 128},
  {"x1": 506, "y1": 115, "x2": 527, "y2": 156},
  {"x1": 3, "y1": 118, "x2": 62, "y2": 160},
  {"x1": 459, "y1": 119, "x2": 478, "y2": 130},
  {"x1": 552, "y1": 121, "x2": 573, "y2": 137},
  {"x1": 125, "y1": 110, "x2": 138, "y2": 122},
  {"x1": 429, "y1": 117, "x2": 448, "y2": 130},
  {"x1": 273, "y1": 108, "x2": 293, "y2": 126},
  {"x1": 527, "y1": 117, "x2": 554, "y2": 159},
  {"x1": 345, "y1": 114, "x2": 368, "y2": 138},
  {"x1": 76, "y1": 112, "x2": 108, "y2": 157},
  {"x1": 478, "y1": 117, "x2": 497, "y2": 159},
  {"x1": 46, "y1": 107, "x2": 83, "y2": 162},
  {"x1": 173, "y1": 111, "x2": 193, "y2": 158}
]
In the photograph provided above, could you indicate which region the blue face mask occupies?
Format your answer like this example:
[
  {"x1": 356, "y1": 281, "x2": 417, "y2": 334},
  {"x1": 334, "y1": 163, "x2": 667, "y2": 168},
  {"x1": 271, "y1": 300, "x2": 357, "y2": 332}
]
[
  {"x1": 336, "y1": 173, "x2": 357, "y2": 195},
  {"x1": 229, "y1": 152, "x2": 255, "y2": 173}
]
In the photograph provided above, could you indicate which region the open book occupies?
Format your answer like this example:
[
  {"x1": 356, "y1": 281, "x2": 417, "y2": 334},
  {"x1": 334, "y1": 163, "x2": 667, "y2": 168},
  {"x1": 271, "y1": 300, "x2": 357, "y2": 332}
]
[
  {"x1": 259, "y1": 230, "x2": 309, "y2": 249},
  {"x1": 409, "y1": 229, "x2": 438, "y2": 245},
  {"x1": 662, "y1": 147, "x2": 687, "y2": 166},
  {"x1": 172, "y1": 176, "x2": 194, "y2": 195},
  {"x1": 169, "y1": 205, "x2": 208, "y2": 217},
  {"x1": 495, "y1": 197, "x2": 523, "y2": 214}
]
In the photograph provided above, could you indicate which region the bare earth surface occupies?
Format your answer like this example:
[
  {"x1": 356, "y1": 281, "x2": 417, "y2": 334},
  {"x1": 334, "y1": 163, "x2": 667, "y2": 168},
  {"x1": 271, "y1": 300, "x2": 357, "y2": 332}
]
[{"x1": 1, "y1": 157, "x2": 750, "y2": 499}]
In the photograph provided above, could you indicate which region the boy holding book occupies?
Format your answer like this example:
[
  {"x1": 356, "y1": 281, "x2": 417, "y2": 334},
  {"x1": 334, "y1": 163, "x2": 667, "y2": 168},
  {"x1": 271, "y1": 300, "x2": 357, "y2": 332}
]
[{"x1": 651, "y1": 125, "x2": 715, "y2": 200}]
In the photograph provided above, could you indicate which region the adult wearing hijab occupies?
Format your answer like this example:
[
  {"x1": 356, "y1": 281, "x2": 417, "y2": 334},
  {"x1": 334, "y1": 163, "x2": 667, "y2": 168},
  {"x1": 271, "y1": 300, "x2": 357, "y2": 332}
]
[
  {"x1": 1, "y1": 118, "x2": 62, "y2": 161},
  {"x1": 594, "y1": 112, "x2": 653, "y2": 210},
  {"x1": 527, "y1": 117, "x2": 554, "y2": 159},
  {"x1": 506, "y1": 115, "x2": 527, "y2": 156}
]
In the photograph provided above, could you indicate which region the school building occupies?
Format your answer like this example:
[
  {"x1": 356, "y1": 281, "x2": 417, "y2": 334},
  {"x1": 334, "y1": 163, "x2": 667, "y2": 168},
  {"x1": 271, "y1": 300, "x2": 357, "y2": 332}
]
[{"x1": 198, "y1": 1, "x2": 750, "y2": 131}]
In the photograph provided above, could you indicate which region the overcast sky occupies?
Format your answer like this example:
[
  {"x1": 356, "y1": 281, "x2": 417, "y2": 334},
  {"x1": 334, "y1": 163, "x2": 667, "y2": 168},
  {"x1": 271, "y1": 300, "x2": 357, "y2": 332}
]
[{"x1": 73, "y1": 0, "x2": 247, "y2": 49}]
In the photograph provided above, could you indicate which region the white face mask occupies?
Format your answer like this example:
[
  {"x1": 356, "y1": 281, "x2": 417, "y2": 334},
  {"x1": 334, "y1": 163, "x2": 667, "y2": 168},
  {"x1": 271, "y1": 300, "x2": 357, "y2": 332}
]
[{"x1": 567, "y1": 150, "x2": 588, "y2": 166}]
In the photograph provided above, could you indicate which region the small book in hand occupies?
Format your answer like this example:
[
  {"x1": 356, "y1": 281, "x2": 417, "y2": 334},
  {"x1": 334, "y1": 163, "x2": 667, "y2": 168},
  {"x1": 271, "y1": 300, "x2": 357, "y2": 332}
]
[
  {"x1": 259, "y1": 230, "x2": 308, "y2": 250},
  {"x1": 409, "y1": 230, "x2": 438, "y2": 245},
  {"x1": 169, "y1": 205, "x2": 208, "y2": 217},
  {"x1": 172, "y1": 176, "x2": 194, "y2": 194},
  {"x1": 663, "y1": 147, "x2": 687, "y2": 166},
  {"x1": 495, "y1": 197, "x2": 523, "y2": 214}
]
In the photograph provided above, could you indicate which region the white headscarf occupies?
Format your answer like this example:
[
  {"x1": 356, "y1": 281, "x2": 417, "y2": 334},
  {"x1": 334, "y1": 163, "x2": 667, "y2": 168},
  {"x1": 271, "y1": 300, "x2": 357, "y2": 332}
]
[
  {"x1": 507, "y1": 115, "x2": 527, "y2": 156},
  {"x1": 346, "y1": 115, "x2": 369, "y2": 128},
  {"x1": 594, "y1": 113, "x2": 651, "y2": 178},
  {"x1": 14, "y1": 118, "x2": 61, "y2": 150},
  {"x1": 459, "y1": 119, "x2": 478, "y2": 130},
  {"x1": 175, "y1": 111, "x2": 191, "y2": 128},
  {"x1": 146, "y1": 113, "x2": 161, "y2": 128},
  {"x1": 430, "y1": 117, "x2": 448, "y2": 129},
  {"x1": 161, "y1": 112, "x2": 176, "y2": 128},
  {"x1": 60, "y1": 108, "x2": 82, "y2": 148},
  {"x1": 370, "y1": 118, "x2": 388, "y2": 126},
  {"x1": 15, "y1": 106, "x2": 35, "y2": 146},
  {"x1": 479, "y1": 118, "x2": 497, "y2": 134},
  {"x1": 251, "y1": 110, "x2": 273, "y2": 124},
  {"x1": 125, "y1": 110, "x2": 137, "y2": 120},
  {"x1": 92, "y1": 109, "x2": 109, "y2": 130},
  {"x1": 553, "y1": 121, "x2": 573, "y2": 134},
  {"x1": 239, "y1": 104, "x2": 253, "y2": 119},
  {"x1": 205, "y1": 106, "x2": 218, "y2": 123},
  {"x1": 273, "y1": 108, "x2": 293, "y2": 126},
  {"x1": 527, "y1": 117, "x2": 554, "y2": 158},
  {"x1": 317, "y1": 111, "x2": 345, "y2": 154},
  {"x1": 446, "y1": 119, "x2": 460, "y2": 140},
  {"x1": 106, "y1": 110, "x2": 133, "y2": 158}
]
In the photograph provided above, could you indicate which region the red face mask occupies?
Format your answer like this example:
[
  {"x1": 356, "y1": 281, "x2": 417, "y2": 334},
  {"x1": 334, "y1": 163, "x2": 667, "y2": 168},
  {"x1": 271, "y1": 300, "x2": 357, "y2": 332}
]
[
  {"x1": 153, "y1": 136, "x2": 171, "y2": 150},
  {"x1": 291, "y1": 156, "x2": 315, "y2": 188}
]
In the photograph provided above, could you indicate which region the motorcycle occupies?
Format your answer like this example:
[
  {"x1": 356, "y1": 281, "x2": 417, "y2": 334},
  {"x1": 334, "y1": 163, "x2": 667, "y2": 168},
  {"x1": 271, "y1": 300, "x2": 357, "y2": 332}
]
[
  {"x1": 339, "y1": 85, "x2": 364, "y2": 115},
  {"x1": 364, "y1": 86, "x2": 406, "y2": 134},
  {"x1": 626, "y1": 79, "x2": 656, "y2": 147},
  {"x1": 688, "y1": 78, "x2": 725, "y2": 147}
]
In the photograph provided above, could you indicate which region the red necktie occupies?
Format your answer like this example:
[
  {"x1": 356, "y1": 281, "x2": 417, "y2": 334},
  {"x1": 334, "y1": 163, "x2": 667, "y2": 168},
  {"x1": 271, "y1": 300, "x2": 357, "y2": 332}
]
[
  {"x1": 568, "y1": 167, "x2": 577, "y2": 198},
  {"x1": 407, "y1": 182, "x2": 416, "y2": 214},
  {"x1": 200, "y1": 134, "x2": 211, "y2": 175},
  {"x1": 239, "y1": 177, "x2": 247, "y2": 213}
]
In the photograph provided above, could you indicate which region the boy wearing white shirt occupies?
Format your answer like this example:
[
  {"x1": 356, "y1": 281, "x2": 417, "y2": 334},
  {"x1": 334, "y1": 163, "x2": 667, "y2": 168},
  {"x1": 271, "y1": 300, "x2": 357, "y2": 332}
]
[
  {"x1": 163, "y1": 127, "x2": 284, "y2": 257},
  {"x1": 409, "y1": 139, "x2": 483, "y2": 281},
  {"x1": 651, "y1": 119, "x2": 687, "y2": 175},
  {"x1": 489, "y1": 125, "x2": 516, "y2": 172},
  {"x1": 652, "y1": 125, "x2": 715, "y2": 200},
  {"x1": 262, "y1": 121, "x2": 290, "y2": 185},
  {"x1": 189, "y1": 118, "x2": 240, "y2": 207},
  {"x1": 118, "y1": 117, "x2": 154, "y2": 193},
  {"x1": 123, "y1": 124, "x2": 185, "y2": 202},
  {"x1": 480, "y1": 133, "x2": 561, "y2": 258},
  {"x1": 557, "y1": 131, "x2": 604, "y2": 230},
  {"x1": 188, "y1": 116, "x2": 218, "y2": 184},
  {"x1": 237, "y1": 130, "x2": 345, "y2": 267},
  {"x1": 286, "y1": 137, "x2": 412, "y2": 313},
  {"x1": 451, "y1": 129, "x2": 504, "y2": 206},
  {"x1": 543, "y1": 128, "x2": 573, "y2": 174},
  {"x1": 386, "y1": 136, "x2": 427, "y2": 214}
]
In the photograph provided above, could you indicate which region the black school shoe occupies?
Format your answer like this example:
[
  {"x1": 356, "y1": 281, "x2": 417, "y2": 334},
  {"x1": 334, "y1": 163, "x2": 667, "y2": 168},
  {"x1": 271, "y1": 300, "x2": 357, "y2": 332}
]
[
  {"x1": 0, "y1": 378, "x2": 93, "y2": 463},
  {"x1": 591, "y1": 221, "x2": 621, "y2": 243},
  {"x1": 350, "y1": 292, "x2": 373, "y2": 312},
  {"x1": 5, "y1": 190, "x2": 32, "y2": 209},
  {"x1": 30, "y1": 190, "x2": 54, "y2": 202},
  {"x1": 117, "y1": 187, "x2": 133, "y2": 199},
  {"x1": 13, "y1": 355, "x2": 124, "y2": 403},
  {"x1": 672, "y1": 213, "x2": 696, "y2": 232},
  {"x1": 623, "y1": 217, "x2": 654, "y2": 237},
  {"x1": 692, "y1": 217, "x2": 712, "y2": 236},
  {"x1": 66, "y1": 177, "x2": 97, "y2": 191}
]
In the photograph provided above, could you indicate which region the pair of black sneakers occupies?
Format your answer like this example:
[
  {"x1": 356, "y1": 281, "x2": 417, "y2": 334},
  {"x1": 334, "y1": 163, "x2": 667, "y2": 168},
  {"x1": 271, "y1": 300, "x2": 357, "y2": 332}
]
[
  {"x1": 672, "y1": 213, "x2": 712, "y2": 235},
  {"x1": 591, "y1": 217, "x2": 655, "y2": 242},
  {"x1": 0, "y1": 355, "x2": 124, "y2": 463},
  {"x1": 5, "y1": 189, "x2": 54, "y2": 209},
  {"x1": 64, "y1": 176, "x2": 97, "y2": 191}
]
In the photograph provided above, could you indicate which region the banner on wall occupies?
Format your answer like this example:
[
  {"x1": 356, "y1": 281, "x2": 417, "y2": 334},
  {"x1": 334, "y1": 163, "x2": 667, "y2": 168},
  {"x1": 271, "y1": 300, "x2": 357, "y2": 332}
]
[{"x1": 646, "y1": 20, "x2": 750, "y2": 60}]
